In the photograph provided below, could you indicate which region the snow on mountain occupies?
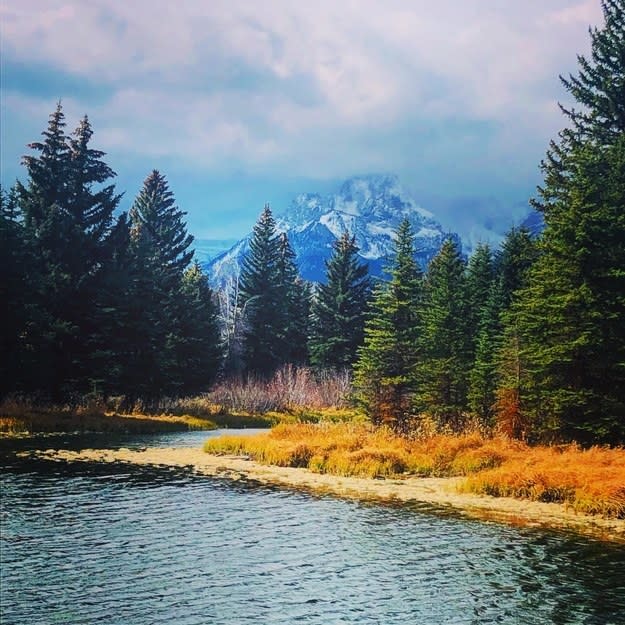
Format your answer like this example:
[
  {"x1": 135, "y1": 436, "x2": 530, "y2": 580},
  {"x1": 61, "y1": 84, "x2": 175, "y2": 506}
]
[
  {"x1": 192, "y1": 238, "x2": 239, "y2": 264},
  {"x1": 204, "y1": 174, "x2": 457, "y2": 286}
]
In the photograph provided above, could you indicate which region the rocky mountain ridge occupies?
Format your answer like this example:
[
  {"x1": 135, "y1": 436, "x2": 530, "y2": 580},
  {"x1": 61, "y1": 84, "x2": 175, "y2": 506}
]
[{"x1": 204, "y1": 174, "x2": 458, "y2": 285}]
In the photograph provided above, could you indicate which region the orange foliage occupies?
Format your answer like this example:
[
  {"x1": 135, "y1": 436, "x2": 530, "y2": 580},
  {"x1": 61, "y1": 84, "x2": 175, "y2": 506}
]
[{"x1": 205, "y1": 423, "x2": 625, "y2": 518}]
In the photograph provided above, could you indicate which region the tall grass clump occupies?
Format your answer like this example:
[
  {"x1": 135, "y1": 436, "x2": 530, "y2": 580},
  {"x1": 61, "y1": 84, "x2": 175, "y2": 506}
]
[
  {"x1": 462, "y1": 444, "x2": 625, "y2": 519},
  {"x1": 204, "y1": 423, "x2": 514, "y2": 479}
]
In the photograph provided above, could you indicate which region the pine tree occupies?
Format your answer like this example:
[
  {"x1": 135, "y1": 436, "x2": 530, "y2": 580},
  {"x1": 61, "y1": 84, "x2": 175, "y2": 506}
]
[
  {"x1": 15, "y1": 105, "x2": 122, "y2": 398},
  {"x1": 417, "y1": 238, "x2": 469, "y2": 425},
  {"x1": 500, "y1": 2, "x2": 625, "y2": 443},
  {"x1": 495, "y1": 227, "x2": 538, "y2": 308},
  {"x1": 465, "y1": 244, "x2": 494, "y2": 356},
  {"x1": 469, "y1": 230, "x2": 538, "y2": 424},
  {"x1": 309, "y1": 232, "x2": 370, "y2": 370},
  {"x1": 467, "y1": 282, "x2": 503, "y2": 423},
  {"x1": 17, "y1": 102, "x2": 70, "y2": 233},
  {"x1": 176, "y1": 262, "x2": 223, "y2": 393},
  {"x1": 354, "y1": 219, "x2": 422, "y2": 429},
  {"x1": 125, "y1": 170, "x2": 195, "y2": 398},
  {"x1": 276, "y1": 233, "x2": 310, "y2": 365},
  {"x1": 0, "y1": 186, "x2": 32, "y2": 396},
  {"x1": 238, "y1": 204, "x2": 283, "y2": 374}
]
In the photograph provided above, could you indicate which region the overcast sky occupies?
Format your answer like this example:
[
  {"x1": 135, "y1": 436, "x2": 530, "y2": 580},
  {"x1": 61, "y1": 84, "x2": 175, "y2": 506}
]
[{"x1": 1, "y1": 0, "x2": 601, "y2": 238}]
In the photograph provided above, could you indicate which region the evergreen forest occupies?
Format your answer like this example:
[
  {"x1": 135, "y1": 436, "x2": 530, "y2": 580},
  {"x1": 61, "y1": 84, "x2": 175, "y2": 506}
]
[{"x1": 1, "y1": 0, "x2": 624, "y2": 445}]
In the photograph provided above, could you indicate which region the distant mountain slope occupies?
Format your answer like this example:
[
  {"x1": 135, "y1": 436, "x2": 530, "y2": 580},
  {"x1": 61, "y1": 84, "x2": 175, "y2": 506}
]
[
  {"x1": 521, "y1": 209, "x2": 545, "y2": 236},
  {"x1": 205, "y1": 174, "x2": 457, "y2": 285},
  {"x1": 192, "y1": 239, "x2": 239, "y2": 264}
]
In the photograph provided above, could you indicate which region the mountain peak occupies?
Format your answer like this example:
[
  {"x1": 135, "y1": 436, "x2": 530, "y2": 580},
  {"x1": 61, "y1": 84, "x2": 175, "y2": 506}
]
[{"x1": 205, "y1": 174, "x2": 457, "y2": 285}]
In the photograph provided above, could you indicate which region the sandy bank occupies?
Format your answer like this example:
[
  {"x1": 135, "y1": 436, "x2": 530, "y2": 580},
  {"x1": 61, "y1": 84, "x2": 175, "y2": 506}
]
[{"x1": 26, "y1": 446, "x2": 625, "y2": 543}]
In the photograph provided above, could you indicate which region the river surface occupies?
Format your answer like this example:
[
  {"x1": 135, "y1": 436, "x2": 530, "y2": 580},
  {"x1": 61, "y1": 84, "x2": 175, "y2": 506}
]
[{"x1": 1, "y1": 430, "x2": 624, "y2": 625}]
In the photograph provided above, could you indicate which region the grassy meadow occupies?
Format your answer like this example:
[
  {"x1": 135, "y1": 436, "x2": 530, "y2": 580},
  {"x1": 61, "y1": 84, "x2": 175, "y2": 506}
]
[{"x1": 204, "y1": 423, "x2": 625, "y2": 519}]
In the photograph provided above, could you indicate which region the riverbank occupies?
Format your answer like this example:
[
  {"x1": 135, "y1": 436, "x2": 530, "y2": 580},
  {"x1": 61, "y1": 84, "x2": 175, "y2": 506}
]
[
  {"x1": 24, "y1": 445, "x2": 625, "y2": 543},
  {"x1": 0, "y1": 398, "x2": 358, "y2": 436},
  {"x1": 0, "y1": 410, "x2": 220, "y2": 435}
]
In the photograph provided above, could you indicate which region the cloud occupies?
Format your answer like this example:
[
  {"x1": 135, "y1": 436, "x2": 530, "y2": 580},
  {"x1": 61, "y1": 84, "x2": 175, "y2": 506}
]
[{"x1": 1, "y1": 0, "x2": 603, "y2": 194}]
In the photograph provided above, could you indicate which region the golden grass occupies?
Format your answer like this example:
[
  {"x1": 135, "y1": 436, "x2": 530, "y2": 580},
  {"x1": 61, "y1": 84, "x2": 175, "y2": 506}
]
[
  {"x1": 0, "y1": 394, "x2": 363, "y2": 435},
  {"x1": 0, "y1": 397, "x2": 219, "y2": 435},
  {"x1": 462, "y1": 444, "x2": 625, "y2": 519},
  {"x1": 203, "y1": 423, "x2": 625, "y2": 518}
]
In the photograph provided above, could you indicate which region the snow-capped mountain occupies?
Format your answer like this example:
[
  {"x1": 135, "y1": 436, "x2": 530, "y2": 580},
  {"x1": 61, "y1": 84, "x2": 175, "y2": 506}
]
[
  {"x1": 192, "y1": 238, "x2": 239, "y2": 265},
  {"x1": 205, "y1": 174, "x2": 457, "y2": 286}
]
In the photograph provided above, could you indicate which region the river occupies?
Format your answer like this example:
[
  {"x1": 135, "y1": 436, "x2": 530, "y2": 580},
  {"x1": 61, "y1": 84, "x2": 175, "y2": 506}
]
[{"x1": 1, "y1": 431, "x2": 624, "y2": 624}]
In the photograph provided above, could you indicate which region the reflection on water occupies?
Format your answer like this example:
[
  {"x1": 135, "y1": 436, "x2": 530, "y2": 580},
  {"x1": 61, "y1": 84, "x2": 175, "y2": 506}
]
[{"x1": 1, "y1": 432, "x2": 624, "y2": 625}]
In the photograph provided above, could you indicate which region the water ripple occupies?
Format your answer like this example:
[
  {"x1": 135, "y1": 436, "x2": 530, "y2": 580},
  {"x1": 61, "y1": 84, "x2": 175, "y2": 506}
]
[{"x1": 2, "y1": 432, "x2": 625, "y2": 625}]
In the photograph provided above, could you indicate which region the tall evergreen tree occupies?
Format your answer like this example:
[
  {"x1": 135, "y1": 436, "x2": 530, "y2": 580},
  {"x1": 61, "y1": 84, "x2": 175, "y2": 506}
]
[
  {"x1": 309, "y1": 232, "x2": 370, "y2": 370},
  {"x1": 15, "y1": 105, "x2": 122, "y2": 398},
  {"x1": 499, "y1": 2, "x2": 625, "y2": 443},
  {"x1": 465, "y1": 244, "x2": 494, "y2": 357},
  {"x1": 0, "y1": 186, "x2": 32, "y2": 396},
  {"x1": 467, "y1": 282, "x2": 504, "y2": 423},
  {"x1": 354, "y1": 219, "x2": 422, "y2": 430},
  {"x1": 417, "y1": 238, "x2": 469, "y2": 424},
  {"x1": 175, "y1": 261, "x2": 223, "y2": 393},
  {"x1": 469, "y1": 230, "x2": 538, "y2": 424},
  {"x1": 276, "y1": 233, "x2": 311, "y2": 365},
  {"x1": 124, "y1": 170, "x2": 195, "y2": 398},
  {"x1": 494, "y1": 227, "x2": 538, "y2": 308},
  {"x1": 238, "y1": 204, "x2": 283, "y2": 374}
]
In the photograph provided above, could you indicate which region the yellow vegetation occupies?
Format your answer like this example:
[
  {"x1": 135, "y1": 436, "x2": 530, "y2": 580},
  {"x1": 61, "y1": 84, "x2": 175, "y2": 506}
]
[
  {"x1": 204, "y1": 423, "x2": 625, "y2": 518},
  {"x1": 0, "y1": 396, "x2": 218, "y2": 434}
]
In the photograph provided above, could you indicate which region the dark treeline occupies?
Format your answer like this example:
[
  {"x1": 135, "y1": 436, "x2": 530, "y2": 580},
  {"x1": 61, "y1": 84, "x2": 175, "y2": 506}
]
[
  {"x1": 1, "y1": 106, "x2": 221, "y2": 404},
  {"x1": 1, "y1": 1, "x2": 623, "y2": 443}
]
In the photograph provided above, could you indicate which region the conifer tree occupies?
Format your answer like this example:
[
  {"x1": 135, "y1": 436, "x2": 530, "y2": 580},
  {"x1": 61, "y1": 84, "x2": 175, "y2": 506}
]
[
  {"x1": 467, "y1": 282, "x2": 503, "y2": 423},
  {"x1": 0, "y1": 186, "x2": 33, "y2": 396},
  {"x1": 15, "y1": 105, "x2": 122, "y2": 397},
  {"x1": 176, "y1": 261, "x2": 223, "y2": 393},
  {"x1": 238, "y1": 204, "x2": 283, "y2": 374},
  {"x1": 309, "y1": 232, "x2": 370, "y2": 370},
  {"x1": 465, "y1": 243, "x2": 494, "y2": 357},
  {"x1": 495, "y1": 227, "x2": 538, "y2": 309},
  {"x1": 469, "y1": 230, "x2": 538, "y2": 424},
  {"x1": 125, "y1": 170, "x2": 195, "y2": 398},
  {"x1": 354, "y1": 219, "x2": 422, "y2": 429},
  {"x1": 417, "y1": 238, "x2": 469, "y2": 424},
  {"x1": 499, "y1": 2, "x2": 625, "y2": 443},
  {"x1": 276, "y1": 233, "x2": 311, "y2": 365}
]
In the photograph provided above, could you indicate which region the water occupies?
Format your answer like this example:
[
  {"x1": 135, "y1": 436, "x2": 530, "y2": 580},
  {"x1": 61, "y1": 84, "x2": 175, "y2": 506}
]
[{"x1": 2, "y1": 432, "x2": 624, "y2": 625}]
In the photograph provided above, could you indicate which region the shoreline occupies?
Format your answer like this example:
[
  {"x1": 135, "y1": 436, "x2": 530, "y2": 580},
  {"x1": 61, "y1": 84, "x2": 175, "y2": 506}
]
[{"x1": 25, "y1": 446, "x2": 625, "y2": 543}]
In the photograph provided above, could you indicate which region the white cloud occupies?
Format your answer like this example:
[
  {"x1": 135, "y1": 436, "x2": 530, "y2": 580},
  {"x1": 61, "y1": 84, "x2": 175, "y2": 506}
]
[{"x1": 1, "y1": 0, "x2": 603, "y2": 186}]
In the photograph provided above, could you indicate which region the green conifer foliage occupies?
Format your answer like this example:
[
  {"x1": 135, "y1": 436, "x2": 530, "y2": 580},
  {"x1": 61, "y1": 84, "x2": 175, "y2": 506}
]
[
  {"x1": 0, "y1": 186, "x2": 32, "y2": 396},
  {"x1": 354, "y1": 219, "x2": 422, "y2": 429},
  {"x1": 15, "y1": 105, "x2": 122, "y2": 397},
  {"x1": 276, "y1": 233, "x2": 311, "y2": 365},
  {"x1": 508, "y1": 139, "x2": 625, "y2": 442},
  {"x1": 125, "y1": 170, "x2": 195, "y2": 398},
  {"x1": 465, "y1": 244, "x2": 494, "y2": 355},
  {"x1": 495, "y1": 227, "x2": 538, "y2": 309},
  {"x1": 309, "y1": 232, "x2": 370, "y2": 370},
  {"x1": 500, "y1": 2, "x2": 625, "y2": 443},
  {"x1": 239, "y1": 204, "x2": 284, "y2": 374},
  {"x1": 467, "y1": 283, "x2": 503, "y2": 423},
  {"x1": 469, "y1": 230, "x2": 538, "y2": 425},
  {"x1": 417, "y1": 238, "x2": 469, "y2": 425},
  {"x1": 176, "y1": 261, "x2": 223, "y2": 393}
]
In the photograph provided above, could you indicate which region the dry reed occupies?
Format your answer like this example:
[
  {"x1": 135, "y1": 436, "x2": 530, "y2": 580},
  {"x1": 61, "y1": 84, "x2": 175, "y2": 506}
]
[{"x1": 204, "y1": 423, "x2": 625, "y2": 518}]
